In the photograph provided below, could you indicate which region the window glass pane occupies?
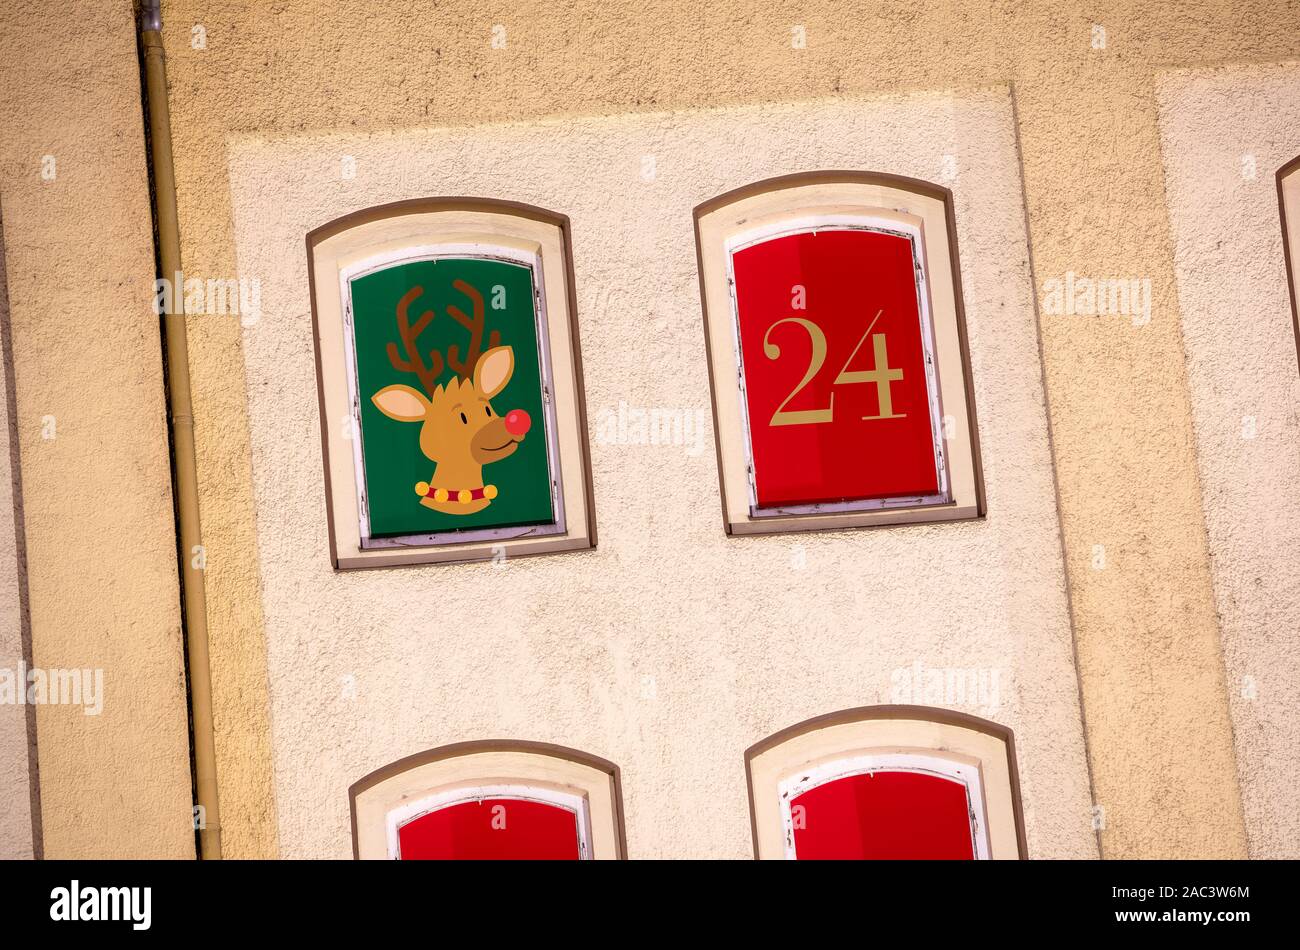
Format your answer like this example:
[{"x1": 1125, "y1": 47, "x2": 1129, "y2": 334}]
[
  {"x1": 351, "y1": 256, "x2": 556, "y2": 539},
  {"x1": 791, "y1": 770, "x2": 974, "y2": 860},
  {"x1": 397, "y1": 798, "x2": 581, "y2": 860},
  {"x1": 731, "y1": 228, "x2": 943, "y2": 508}
]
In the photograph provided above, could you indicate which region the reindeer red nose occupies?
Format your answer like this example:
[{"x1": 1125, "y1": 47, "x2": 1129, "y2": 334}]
[{"x1": 504, "y1": 408, "x2": 531, "y2": 436}]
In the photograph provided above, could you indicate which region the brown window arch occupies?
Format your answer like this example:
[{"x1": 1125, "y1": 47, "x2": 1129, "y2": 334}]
[
  {"x1": 1278, "y1": 155, "x2": 1300, "y2": 374},
  {"x1": 745, "y1": 705, "x2": 1027, "y2": 860},
  {"x1": 349, "y1": 740, "x2": 627, "y2": 859}
]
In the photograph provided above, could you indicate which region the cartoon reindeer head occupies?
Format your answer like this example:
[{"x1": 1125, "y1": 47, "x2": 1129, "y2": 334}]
[{"x1": 371, "y1": 279, "x2": 532, "y2": 515}]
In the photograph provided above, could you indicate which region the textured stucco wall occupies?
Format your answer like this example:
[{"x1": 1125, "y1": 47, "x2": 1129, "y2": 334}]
[
  {"x1": 2, "y1": 0, "x2": 1294, "y2": 860},
  {"x1": 0, "y1": 215, "x2": 36, "y2": 859},
  {"x1": 228, "y1": 90, "x2": 1097, "y2": 858},
  {"x1": 0, "y1": 0, "x2": 194, "y2": 858},
  {"x1": 155, "y1": 0, "x2": 1300, "y2": 859},
  {"x1": 1157, "y1": 63, "x2": 1300, "y2": 858}
]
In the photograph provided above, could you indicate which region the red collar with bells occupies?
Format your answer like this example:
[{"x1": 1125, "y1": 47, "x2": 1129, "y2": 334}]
[{"x1": 414, "y1": 481, "x2": 499, "y2": 504}]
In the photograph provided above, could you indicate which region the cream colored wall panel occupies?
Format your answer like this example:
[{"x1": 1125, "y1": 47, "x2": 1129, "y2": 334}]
[
  {"x1": 227, "y1": 88, "x2": 1094, "y2": 858},
  {"x1": 1157, "y1": 63, "x2": 1300, "y2": 858}
]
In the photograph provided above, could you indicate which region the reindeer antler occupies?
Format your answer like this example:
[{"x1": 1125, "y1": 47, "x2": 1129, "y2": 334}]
[
  {"x1": 386, "y1": 286, "x2": 442, "y2": 396},
  {"x1": 446, "y1": 279, "x2": 501, "y2": 379}
]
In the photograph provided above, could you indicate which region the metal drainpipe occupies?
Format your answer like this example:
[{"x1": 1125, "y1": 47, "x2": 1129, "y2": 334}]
[{"x1": 138, "y1": 0, "x2": 222, "y2": 859}]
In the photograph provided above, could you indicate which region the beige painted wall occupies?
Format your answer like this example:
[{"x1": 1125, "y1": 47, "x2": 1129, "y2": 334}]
[
  {"x1": 227, "y1": 90, "x2": 1097, "y2": 858},
  {"x1": 0, "y1": 0, "x2": 194, "y2": 858},
  {"x1": 157, "y1": 0, "x2": 1299, "y2": 859},
  {"x1": 1158, "y1": 62, "x2": 1300, "y2": 858}
]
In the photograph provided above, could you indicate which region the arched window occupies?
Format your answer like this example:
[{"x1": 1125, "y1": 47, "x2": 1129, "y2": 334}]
[
  {"x1": 746, "y1": 706, "x2": 1026, "y2": 860},
  {"x1": 307, "y1": 198, "x2": 596, "y2": 569},
  {"x1": 694, "y1": 172, "x2": 983, "y2": 536},
  {"x1": 349, "y1": 741, "x2": 626, "y2": 860}
]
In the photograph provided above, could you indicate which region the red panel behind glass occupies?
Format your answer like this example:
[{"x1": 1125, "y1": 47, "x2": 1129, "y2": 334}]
[
  {"x1": 790, "y1": 770, "x2": 975, "y2": 860},
  {"x1": 397, "y1": 798, "x2": 581, "y2": 860},
  {"x1": 732, "y1": 228, "x2": 941, "y2": 508}
]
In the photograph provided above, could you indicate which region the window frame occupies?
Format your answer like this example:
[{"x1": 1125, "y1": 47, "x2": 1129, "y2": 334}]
[
  {"x1": 694, "y1": 171, "x2": 985, "y2": 536},
  {"x1": 306, "y1": 197, "x2": 597, "y2": 569},
  {"x1": 349, "y1": 740, "x2": 627, "y2": 859},
  {"x1": 746, "y1": 704, "x2": 1026, "y2": 860}
]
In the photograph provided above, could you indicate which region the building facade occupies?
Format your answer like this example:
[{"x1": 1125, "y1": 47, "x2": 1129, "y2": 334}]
[{"x1": 1, "y1": 0, "x2": 1298, "y2": 859}]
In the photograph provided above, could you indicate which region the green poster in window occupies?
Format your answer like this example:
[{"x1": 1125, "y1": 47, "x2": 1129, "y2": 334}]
[{"x1": 350, "y1": 256, "x2": 556, "y2": 540}]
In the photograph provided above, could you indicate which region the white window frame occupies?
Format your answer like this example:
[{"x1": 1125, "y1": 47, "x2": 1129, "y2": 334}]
[
  {"x1": 724, "y1": 214, "x2": 951, "y2": 517},
  {"x1": 350, "y1": 742, "x2": 625, "y2": 859},
  {"x1": 694, "y1": 173, "x2": 984, "y2": 538},
  {"x1": 385, "y1": 783, "x2": 593, "y2": 860},
  {"x1": 338, "y1": 242, "x2": 567, "y2": 548},
  {"x1": 777, "y1": 751, "x2": 991, "y2": 860},
  {"x1": 308, "y1": 199, "x2": 596, "y2": 570}
]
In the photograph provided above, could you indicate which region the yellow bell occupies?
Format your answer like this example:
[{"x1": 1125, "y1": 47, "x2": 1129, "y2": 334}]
[
  {"x1": 483, "y1": 484, "x2": 498, "y2": 500},
  {"x1": 457, "y1": 489, "x2": 473, "y2": 504},
  {"x1": 433, "y1": 488, "x2": 449, "y2": 503},
  {"x1": 414, "y1": 481, "x2": 430, "y2": 496}
]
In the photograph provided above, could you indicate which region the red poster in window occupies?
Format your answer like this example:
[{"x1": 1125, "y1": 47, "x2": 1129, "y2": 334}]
[
  {"x1": 397, "y1": 798, "x2": 581, "y2": 860},
  {"x1": 791, "y1": 771, "x2": 975, "y2": 860},
  {"x1": 731, "y1": 228, "x2": 943, "y2": 509}
]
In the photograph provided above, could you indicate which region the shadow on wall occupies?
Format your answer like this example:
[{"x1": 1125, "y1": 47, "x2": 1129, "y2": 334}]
[{"x1": 0, "y1": 209, "x2": 41, "y2": 859}]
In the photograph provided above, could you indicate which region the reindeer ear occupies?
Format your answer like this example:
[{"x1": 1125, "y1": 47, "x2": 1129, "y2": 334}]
[
  {"x1": 371, "y1": 384, "x2": 430, "y2": 422},
  {"x1": 474, "y1": 346, "x2": 514, "y2": 399}
]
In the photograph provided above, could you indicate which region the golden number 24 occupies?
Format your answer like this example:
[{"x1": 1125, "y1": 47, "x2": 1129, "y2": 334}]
[{"x1": 761, "y1": 310, "x2": 905, "y2": 427}]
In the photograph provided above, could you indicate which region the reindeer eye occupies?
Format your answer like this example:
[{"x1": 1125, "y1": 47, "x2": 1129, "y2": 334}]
[
  {"x1": 485, "y1": 406, "x2": 492, "y2": 417},
  {"x1": 459, "y1": 412, "x2": 468, "y2": 425}
]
